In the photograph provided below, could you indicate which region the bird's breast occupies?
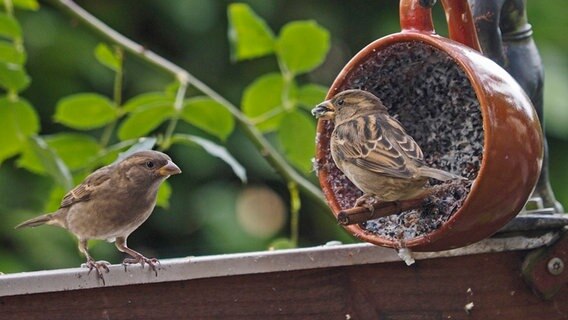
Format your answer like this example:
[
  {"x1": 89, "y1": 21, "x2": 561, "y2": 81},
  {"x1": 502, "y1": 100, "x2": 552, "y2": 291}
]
[{"x1": 65, "y1": 188, "x2": 158, "y2": 240}]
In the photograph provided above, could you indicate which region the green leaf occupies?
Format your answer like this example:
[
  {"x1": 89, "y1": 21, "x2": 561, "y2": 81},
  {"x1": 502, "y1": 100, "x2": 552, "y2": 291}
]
[
  {"x1": 0, "y1": 0, "x2": 39, "y2": 11},
  {"x1": 46, "y1": 134, "x2": 101, "y2": 170},
  {"x1": 18, "y1": 133, "x2": 101, "y2": 173},
  {"x1": 122, "y1": 92, "x2": 174, "y2": 113},
  {"x1": 0, "y1": 97, "x2": 39, "y2": 163},
  {"x1": 173, "y1": 133, "x2": 246, "y2": 182},
  {"x1": 156, "y1": 180, "x2": 172, "y2": 209},
  {"x1": 28, "y1": 136, "x2": 73, "y2": 190},
  {"x1": 165, "y1": 81, "x2": 180, "y2": 98},
  {"x1": 242, "y1": 73, "x2": 296, "y2": 132},
  {"x1": 0, "y1": 41, "x2": 26, "y2": 64},
  {"x1": 227, "y1": 3, "x2": 275, "y2": 61},
  {"x1": 94, "y1": 43, "x2": 121, "y2": 72},
  {"x1": 0, "y1": 13, "x2": 21, "y2": 40},
  {"x1": 94, "y1": 139, "x2": 141, "y2": 165},
  {"x1": 181, "y1": 97, "x2": 235, "y2": 141},
  {"x1": 16, "y1": 143, "x2": 43, "y2": 174},
  {"x1": 43, "y1": 185, "x2": 67, "y2": 213},
  {"x1": 276, "y1": 21, "x2": 330, "y2": 75},
  {"x1": 114, "y1": 137, "x2": 157, "y2": 163},
  {"x1": 0, "y1": 62, "x2": 30, "y2": 92},
  {"x1": 278, "y1": 111, "x2": 316, "y2": 173},
  {"x1": 297, "y1": 84, "x2": 328, "y2": 110},
  {"x1": 54, "y1": 93, "x2": 117, "y2": 130},
  {"x1": 118, "y1": 104, "x2": 174, "y2": 140}
]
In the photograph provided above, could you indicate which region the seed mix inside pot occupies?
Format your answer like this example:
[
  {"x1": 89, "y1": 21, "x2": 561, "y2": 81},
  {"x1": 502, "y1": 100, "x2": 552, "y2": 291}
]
[{"x1": 319, "y1": 41, "x2": 484, "y2": 241}]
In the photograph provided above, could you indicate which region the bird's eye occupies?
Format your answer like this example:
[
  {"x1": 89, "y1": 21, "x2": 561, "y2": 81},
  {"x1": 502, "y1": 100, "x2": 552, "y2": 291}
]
[
  {"x1": 145, "y1": 161, "x2": 155, "y2": 169},
  {"x1": 337, "y1": 99, "x2": 344, "y2": 106}
]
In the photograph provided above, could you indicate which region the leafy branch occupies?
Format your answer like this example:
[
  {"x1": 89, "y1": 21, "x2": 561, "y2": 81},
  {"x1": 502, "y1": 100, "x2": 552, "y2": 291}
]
[
  {"x1": 0, "y1": 0, "x2": 334, "y2": 249},
  {"x1": 45, "y1": 0, "x2": 327, "y2": 215}
]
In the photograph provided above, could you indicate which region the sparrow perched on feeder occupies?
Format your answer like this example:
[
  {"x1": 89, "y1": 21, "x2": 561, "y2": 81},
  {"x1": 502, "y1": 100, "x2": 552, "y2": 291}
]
[
  {"x1": 16, "y1": 150, "x2": 181, "y2": 283},
  {"x1": 312, "y1": 89, "x2": 461, "y2": 208}
]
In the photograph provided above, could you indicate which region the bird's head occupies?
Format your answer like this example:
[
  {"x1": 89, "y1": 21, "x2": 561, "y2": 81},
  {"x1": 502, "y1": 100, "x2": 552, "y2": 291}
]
[
  {"x1": 119, "y1": 150, "x2": 181, "y2": 187},
  {"x1": 311, "y1": 89, "x2": 387, "y2": 123}
]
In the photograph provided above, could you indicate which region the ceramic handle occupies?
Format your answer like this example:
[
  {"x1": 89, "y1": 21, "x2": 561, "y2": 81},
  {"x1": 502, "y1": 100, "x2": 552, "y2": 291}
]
[
  {"x1": 399, "y1": 0, "x2": 435, "y2": 34},
  {"x1": 399, "y1": 0, "x2": 481, "y2": 52},
  {"x1": 440, "y1": 0, "x2": 481, "y2": 51}
]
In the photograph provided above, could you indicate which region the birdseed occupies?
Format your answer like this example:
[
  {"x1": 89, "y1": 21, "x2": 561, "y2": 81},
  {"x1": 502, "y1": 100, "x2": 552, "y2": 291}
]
[{"x1": 319, "y1": 41, "x2": 484, "y2": 241}]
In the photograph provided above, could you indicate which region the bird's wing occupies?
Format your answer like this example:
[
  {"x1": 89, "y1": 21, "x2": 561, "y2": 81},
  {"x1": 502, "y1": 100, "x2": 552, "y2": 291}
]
[
  {"x1": 384, "y1": 117, "x2": 424, "y2": 162},
  {"x1": 333, "y1": 114, "x2": 423, "y2": 179},
  {"x1": 59, "y1": 165, "x2": 112, "y2": 208}
]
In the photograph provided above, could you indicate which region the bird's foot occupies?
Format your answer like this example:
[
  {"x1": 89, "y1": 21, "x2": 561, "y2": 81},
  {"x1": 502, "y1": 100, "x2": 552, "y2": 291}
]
[
  {"x1": 122, "y1": 254, "x2": 160, "y2": 276},
  {"x1": 81, "y1": 259, "x2": 110, "y2": 285},
  {"x1": 355, "y1": 194, "x2": 380, "y2": 213}
]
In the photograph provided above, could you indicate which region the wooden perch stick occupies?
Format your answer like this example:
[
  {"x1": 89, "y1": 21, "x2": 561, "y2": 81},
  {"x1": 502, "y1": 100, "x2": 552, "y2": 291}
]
[
  {"x1": 337, "y1": 198, "x2": 424, "y2": 226},
  {"x1": 336, "y1": 181, "x2": 470, "y2": 226}
]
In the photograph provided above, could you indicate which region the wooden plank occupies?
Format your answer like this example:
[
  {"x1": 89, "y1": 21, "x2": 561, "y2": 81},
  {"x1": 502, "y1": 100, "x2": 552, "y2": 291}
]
[
  {"x1": 2, "y1": 234, "x2": 555, "y2": 298},
  {"x1": 1, "y1": 250, "x2": 566, "y2": 319}
]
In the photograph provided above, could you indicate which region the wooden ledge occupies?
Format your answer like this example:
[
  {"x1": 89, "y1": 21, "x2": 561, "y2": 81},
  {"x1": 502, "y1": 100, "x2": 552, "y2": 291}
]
[{"x1": 0, "y1": 231, "x2": 558, "y2": 298}]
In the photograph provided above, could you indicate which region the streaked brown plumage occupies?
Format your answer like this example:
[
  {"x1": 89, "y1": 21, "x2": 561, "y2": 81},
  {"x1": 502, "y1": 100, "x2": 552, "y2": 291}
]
[
  {"x1": 312, "y1": 89, "x2": 461, "y2": 207},
  {"x1": 16, "y1": 150, "x2": 181, "y2": 283}
]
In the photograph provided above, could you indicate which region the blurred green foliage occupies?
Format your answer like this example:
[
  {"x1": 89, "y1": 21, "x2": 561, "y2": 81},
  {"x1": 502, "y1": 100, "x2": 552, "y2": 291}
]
[{"x1": 0, "y1": 0, "x2": 566, "y2": 274}]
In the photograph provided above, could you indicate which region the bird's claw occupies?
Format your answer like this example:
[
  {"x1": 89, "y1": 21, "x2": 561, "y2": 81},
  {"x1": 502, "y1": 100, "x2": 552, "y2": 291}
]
[
  {"x1": 82, "y1": 259, "x2": 110, "y2": 285},
  {"x1": 122, "y1": 255, "x2": 160, "y2": 276},
  {"x1": 355, "y1": 194, "x2": 379, "y2": 213}
]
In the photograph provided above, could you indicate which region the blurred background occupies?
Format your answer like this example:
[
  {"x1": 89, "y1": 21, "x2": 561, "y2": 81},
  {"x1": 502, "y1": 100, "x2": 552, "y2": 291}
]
[{"x1": 0, "y1": 0, "x2": 566, "y2": 272}]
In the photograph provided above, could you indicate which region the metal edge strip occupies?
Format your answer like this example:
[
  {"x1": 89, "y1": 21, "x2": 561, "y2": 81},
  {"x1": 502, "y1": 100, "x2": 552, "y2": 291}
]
[{"x1": 0, "y1": 231, "x2": 558, "y2": 297}]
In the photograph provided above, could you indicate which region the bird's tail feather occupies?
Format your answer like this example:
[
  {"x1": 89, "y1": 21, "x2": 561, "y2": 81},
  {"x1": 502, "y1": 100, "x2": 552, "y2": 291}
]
[
  {"x1": 419, "y1": 167, "x2": 464, "y2": 182},
  {"x1": 15, "y1": 213, "x2": 57, "y2": 229}
]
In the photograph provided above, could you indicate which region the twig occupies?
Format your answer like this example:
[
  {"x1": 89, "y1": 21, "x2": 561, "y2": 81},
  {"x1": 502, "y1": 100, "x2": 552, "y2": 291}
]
[
  {"x1": 337, "y1": 182, "x2": 465, "y2": 226},
  {"x1": 45, "y1": 0, "x2": 328, "y2": 211},
  {"x1": 337, "y1": 198, "x2": 424, "y2": 226},
  {"x1": 288, "y1": 182, "x2": 300, "y2": 247},
  {"x1": 100, "y1": 47, "x2": 123, "y2": 147}
]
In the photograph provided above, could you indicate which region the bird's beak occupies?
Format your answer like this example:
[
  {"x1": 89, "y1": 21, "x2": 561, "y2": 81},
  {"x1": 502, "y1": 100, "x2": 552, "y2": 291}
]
[
  {"x1": 311, "y1": 101, "x2": 335, "y2": 120},
  {"x1": 158, "y1": 160, "x2": 182, "y2": 177}
]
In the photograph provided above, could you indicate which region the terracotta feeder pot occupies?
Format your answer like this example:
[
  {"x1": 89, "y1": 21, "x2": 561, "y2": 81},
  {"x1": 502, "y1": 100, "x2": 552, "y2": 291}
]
[{"x1": 314, "y1": 0, "x2": 543, "y2": 251}]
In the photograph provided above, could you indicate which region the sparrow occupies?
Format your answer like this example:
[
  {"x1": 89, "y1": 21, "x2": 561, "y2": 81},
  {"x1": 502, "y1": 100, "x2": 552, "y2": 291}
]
[
  {"x1": 312, "y1": 89, "x2": 461, "y2": 208},
  {"x1": 16, "y1": 150, "x2": 181, "y2": 283}
]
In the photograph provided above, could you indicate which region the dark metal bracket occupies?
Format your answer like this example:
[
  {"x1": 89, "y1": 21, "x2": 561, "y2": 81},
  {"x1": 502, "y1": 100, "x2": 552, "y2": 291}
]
[
  {"x1": 522, "y1": 228, "x2": 568, "y2": 299},
  {"x1": 469, "y1": 0, "x2": 563, "y2": 213},
  {"x1": 499, "y1": 213, "x2": 568, "y2": 234}
]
